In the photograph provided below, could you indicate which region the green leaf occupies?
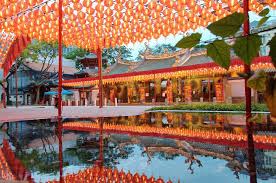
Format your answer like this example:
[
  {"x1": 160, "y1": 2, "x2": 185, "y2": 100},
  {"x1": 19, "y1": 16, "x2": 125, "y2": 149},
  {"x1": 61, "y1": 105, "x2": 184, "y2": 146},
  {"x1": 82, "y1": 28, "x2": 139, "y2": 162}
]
[
  {"x1": 267, "y1": 34, "x2": 276, "y2": 67},
  {"x1": 207, "y1": 12, "x2": 247, "y2": 38},
  {"x1": 175, "y1": 33, "x2": 202, "y2": 49},
  {"x1": 259, "y1": 8, "x2": 270, "y2": 17},
  {"x1": 206, "y1": 40, "x2": 231, "y2": 70},
  {"x1": 248, "y1": 114, "x2": 263, "y2": 123},
  {"x1": 233, "y1": 34, "x2": 262, "y2": 65},
  {"x1": 258, "y1": 16, "x2": 270, "y2": 27},
  {"x1": 247, "y1": 70, "x2": 266, "y2": 92}
]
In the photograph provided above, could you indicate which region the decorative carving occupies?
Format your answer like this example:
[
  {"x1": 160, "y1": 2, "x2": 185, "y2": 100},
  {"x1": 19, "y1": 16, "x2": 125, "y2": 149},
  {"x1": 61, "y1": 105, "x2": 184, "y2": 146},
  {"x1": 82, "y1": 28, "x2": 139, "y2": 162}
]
[
  {"x1": 162, "y1": 48, "x2": 168, "y2": 54},
  {"x1": 140, "y1": 42, "x2": 152, "y2": 56}
]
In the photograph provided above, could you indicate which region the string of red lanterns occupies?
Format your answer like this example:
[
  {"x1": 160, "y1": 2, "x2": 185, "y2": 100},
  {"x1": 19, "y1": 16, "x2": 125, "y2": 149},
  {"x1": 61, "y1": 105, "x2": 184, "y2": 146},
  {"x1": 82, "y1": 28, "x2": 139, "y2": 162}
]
[
  {"x1": 62, "y1": 122, "x2": 276, "y2": 146},
  {"x1": 0, "y1": 147, "x2": 16, "y2": 181},
  {"x1": 46, "y1": 166, "x2": 172, "y2": 183},
  {"x1": 0, "y1": 0, "x2": 275, "y2": 54},
  {"x1": 63, "y1": 57, "x2": 275, "y2": 87}
]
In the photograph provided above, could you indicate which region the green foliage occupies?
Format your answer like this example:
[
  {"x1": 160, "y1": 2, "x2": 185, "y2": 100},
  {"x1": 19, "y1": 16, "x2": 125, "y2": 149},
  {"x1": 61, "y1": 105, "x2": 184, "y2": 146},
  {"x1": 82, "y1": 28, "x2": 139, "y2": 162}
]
[
  {"x1": 247, "y1": 70, "x2": 266, "y2": 92},
  {"x1": 195, "y1": 44, "x2": 206, "y2": 48},
  {"x1": 206, "y1": 40, "x2": 231, "y2": 69},
  {"x1": 102, "y1": 45, "x2": 133, "y2": 64},
  {"x1": 248, "y1": 113, "x2": 263, "y2": 123},
  {"x1": 64, "y1": 48, "x2": 90, "y2": 70},
  {"x1": 175, "y1": 33, "x2": 202, "y2": 49},
  {"x1": 259, "y1": 8, "x2": 270, "y2": 17},
  {"x1": 267, "y1": 34, "x2": 276, "y2": 67},
  {"x1": 258, "y1": 17, "x2": 270, "y2": 28},
  {"x1": 207, "y1": 12, "x2": 247, "y2": 38},
  {"x1": 233, "y1": 34, "x2": 262, "y2": 66},
  {"x1": 150, "y1": 44, "x2": 178, "y2": 55},
  {"x1": 148, "y1": 103, "x2": 269, "y2": 112},
  {"x1": 21, "y1": 40, "x2": 58, "y2": 62},
  {"x1": 63, "y1": 48, "x2": 89, "y2": 60}
]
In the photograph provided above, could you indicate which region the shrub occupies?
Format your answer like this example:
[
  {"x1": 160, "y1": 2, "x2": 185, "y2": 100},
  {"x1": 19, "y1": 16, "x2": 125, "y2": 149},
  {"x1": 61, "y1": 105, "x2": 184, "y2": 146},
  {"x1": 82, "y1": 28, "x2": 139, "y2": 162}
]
[{"x1": 148, "y1": 103, "x2": 269, "y2": 112}]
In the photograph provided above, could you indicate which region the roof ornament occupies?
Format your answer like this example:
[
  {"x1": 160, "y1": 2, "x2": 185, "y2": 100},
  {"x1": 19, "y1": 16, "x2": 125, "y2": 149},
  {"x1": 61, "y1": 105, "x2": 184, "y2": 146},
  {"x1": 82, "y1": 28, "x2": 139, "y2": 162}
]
[
  {"x1": 140, "y1": 42, "x2": 151, "y2": 56},
  {"x1": 115, "y1": 48, "x2": 123, "y2": 63},
  {"x1": 163, "y1": 48, "x2": 169, "y2": 54}
]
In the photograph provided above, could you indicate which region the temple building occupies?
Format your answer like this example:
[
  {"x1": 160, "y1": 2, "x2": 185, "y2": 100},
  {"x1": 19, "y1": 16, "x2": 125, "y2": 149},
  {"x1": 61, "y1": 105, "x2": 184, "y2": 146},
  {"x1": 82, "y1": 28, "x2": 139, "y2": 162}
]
[{"x1": 62, "y1": 46, "x2": 274, "y2": 106}]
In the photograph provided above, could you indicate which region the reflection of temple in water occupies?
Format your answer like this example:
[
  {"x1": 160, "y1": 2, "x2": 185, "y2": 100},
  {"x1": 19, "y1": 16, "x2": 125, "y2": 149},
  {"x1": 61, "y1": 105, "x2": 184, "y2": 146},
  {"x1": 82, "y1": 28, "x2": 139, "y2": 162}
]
[{"x1": 2, "y1": 117, "x2": 276, "y2": 181}]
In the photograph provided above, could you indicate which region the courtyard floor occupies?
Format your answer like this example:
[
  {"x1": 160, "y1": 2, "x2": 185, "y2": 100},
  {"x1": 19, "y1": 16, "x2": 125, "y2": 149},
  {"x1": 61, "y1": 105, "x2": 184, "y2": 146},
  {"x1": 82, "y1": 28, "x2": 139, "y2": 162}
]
[{"x1": 0, "y1": 106, "x2": 152, "y2": 122}]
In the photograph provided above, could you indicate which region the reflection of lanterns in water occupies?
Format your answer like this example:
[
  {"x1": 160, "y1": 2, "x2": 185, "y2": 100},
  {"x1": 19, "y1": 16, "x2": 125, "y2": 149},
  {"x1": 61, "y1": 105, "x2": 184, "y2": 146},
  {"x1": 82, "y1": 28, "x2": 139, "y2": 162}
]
[
  {"x1": 46, "y1": 166, "x2": 170, "y2": 183},
  {"x1": 63, "y1": 122, "x2": 276, "y2": 145}
]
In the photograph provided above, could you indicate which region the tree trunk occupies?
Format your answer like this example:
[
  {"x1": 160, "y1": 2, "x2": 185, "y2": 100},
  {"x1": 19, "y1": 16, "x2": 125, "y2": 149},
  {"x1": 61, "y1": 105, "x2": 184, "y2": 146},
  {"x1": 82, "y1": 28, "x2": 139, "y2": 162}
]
[
  {"x1": 35, "y1": 86, "x2": 41, "y2": 105},
  {"x1": 6, "y1": 81, "x2": 10, "y2": 105},
  {"x1": 264, "y1": 75, "x2": 276, "y2": 122}
]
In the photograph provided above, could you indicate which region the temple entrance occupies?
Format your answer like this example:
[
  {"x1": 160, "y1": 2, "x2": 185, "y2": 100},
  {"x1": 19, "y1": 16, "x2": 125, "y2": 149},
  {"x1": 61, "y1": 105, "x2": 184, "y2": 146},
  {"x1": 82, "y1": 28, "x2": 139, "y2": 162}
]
[{"x1": 202, "y1": 79, "x2": 214, "y2": 102}]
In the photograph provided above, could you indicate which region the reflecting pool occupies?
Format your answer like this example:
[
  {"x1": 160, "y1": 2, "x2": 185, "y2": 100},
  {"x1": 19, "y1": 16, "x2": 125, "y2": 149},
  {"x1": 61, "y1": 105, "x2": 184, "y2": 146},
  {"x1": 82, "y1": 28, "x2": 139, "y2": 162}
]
[{"x1": 0, "y1": 112, "x2": 275, "y2": 183}]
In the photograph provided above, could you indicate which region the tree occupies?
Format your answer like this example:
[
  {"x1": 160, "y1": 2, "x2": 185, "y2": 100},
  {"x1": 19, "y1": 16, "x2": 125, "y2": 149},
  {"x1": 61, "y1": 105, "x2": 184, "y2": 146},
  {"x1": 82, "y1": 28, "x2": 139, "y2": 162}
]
[
  {"x1": 176, "y1": 9, "x2": 276, "y2": 121},
  {"x1": 64, "y1": 46, "x2": 133, "y2": 69},
  {"x1": 136, "y1": 44, "x2": 179, "y2": 60},
  {"x1": 150, "y1": 44, "x2": 179, "y2": 55},
  {"x1": 21, "y1": 40, "x2": 59, "y2": 104},
  {"x1": 102, "y1": 45, "x2": 133, "y2": 64},
  {"x1": 0, "y1": 57, "x2": 24, "y2": 105},
  {"x1": 63, "y1": 48, "x2": 90, "y2": 70}
]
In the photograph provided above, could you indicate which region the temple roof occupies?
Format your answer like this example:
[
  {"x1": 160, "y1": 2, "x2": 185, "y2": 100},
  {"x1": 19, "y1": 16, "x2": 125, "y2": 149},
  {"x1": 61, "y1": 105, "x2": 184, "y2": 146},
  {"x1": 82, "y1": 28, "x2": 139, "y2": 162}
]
[
  {"x1": 106, "y1": 63, "x2": 131, "y2": 75},
  {"x1": 24, "y1": 62, "x2": 78, "y2": 75},
  {"x1": 182, "y1": 55, "x2": 213, "y2": 66},
  {"x1": 76, "y1": 54, "x2": 107, "y2": 67},
  {"x1": 79, "y1": 48, "x2": 215, "y2": 76},
  {"x1": 132, "y1": 58, "x2": 176, "y2": 72}
]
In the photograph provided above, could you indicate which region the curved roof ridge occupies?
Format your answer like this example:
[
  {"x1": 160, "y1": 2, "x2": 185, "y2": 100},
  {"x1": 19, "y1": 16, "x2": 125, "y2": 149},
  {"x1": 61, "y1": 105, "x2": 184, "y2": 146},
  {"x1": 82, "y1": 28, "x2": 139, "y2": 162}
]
[{"x1": 142, "y1": 48, "x2": 188, "y2": 60}]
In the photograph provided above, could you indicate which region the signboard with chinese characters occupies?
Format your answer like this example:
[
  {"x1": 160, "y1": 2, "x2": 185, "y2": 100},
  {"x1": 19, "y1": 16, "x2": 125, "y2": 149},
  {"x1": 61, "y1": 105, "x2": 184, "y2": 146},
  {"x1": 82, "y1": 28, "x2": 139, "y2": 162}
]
[
  {"x1": 127, "y1": 88, "x2": 133, "y2": 103},
  {"x1": 140, "y1": 88, "x2": 146, "y2": 103},
  {"x1": 167, "y1": 85, "x2": 173, "y2": 104},
  {"x1": 184, "y1": 85, "x2": 192, "y2": 102},
  {"x1": 215, "y1": 83, "x2": 224, "y2": 102},
  {"x1": 110, "y1": 89, "x2": 115, "y2": 103}
]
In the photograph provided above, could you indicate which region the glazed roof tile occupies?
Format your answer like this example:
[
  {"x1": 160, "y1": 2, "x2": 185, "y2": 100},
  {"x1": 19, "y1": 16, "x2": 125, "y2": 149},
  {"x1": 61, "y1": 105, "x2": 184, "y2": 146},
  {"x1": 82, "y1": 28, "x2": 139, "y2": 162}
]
[
  {"x1": 132, "y1": 58, "x2": 176, "y2": 72},
  {"x1": 105, "y1": 63, "x2": 130, "y2": 75},
  {"x1": 183, "y1": 55, "x2": 213, "y2": 66}
]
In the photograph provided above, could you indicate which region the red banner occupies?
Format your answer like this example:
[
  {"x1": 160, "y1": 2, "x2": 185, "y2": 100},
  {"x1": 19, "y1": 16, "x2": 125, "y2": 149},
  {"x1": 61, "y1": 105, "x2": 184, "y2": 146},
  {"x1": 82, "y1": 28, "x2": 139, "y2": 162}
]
[
  {"x1": 127, "y1": 88, "x2": 133, "y2": 103},
  {"x1": 167, "y1": 82, "x2": 173, "y2": 104},
  {"x1": 110, "y1": 89, "x2": 115, "y2": 103},
  {"x1": 2, "y1": 36, "x2": 31, "y2": 78},
  {"x1": 215, "y1": 83, "x2": 224, "y2": 102},
  {"x1": 184, "y1": 85, "x2": 192, "y2": 102},
  {"x1": 140, "y1": 88, "x2": 146, "y2": 103}
]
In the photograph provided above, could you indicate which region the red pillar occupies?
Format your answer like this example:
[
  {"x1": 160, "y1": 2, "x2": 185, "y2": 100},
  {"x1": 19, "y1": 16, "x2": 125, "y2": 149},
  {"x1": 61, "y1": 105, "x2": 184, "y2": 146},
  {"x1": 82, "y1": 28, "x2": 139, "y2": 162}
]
[
  {"x1": 154, "y1": 74, "x2": 156, "y2": 104},
  {"x1": 243, "y1": 0, "x2": 256, "y2": 182},
  {"x1": 58, "y1": 0, "x2": 63, "y2": 117},
  {"x1": 3, "y1": 76, "x2": 6, "y2": 108},
  {"x1": 58, "y1": 117, "x2": 63, "y2": 182},
  {"x1": 15, "y1": 61, "x2": 18, "y2": 108},
  {"x1": 82, "y1": 82, "x2": 84, "y2": 106},
  {"x1": 97, "y1": 49, "x2": 103, "y2": 108},
  {"x1": 99, "y1": 118, "x2": 103, "y2": 166},
  {"x1": 208, "y1": 77, "x2": 211, "y2": 104}
]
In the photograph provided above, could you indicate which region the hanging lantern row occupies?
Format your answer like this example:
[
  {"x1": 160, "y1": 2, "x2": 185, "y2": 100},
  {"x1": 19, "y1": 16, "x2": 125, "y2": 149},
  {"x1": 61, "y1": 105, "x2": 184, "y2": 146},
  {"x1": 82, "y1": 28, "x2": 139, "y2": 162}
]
[
  {"x1": 63, "y1": 122, "x2": 276, "y2": 145},
  {"x1": 0, "y1": 0, "x2": 275, "y2": 54},
  {"x1": 0, "y1": 31, "x2": 15, "y2": 65},
  {"x1": 46, "y1": 166, "x2": 171, "y2": 183},
  {"x1": 0, "y1": 147, "x2": 16, "y2": 181},
  {"x1": 62, "y1": 62, "x2": 275, "y2": 87}
]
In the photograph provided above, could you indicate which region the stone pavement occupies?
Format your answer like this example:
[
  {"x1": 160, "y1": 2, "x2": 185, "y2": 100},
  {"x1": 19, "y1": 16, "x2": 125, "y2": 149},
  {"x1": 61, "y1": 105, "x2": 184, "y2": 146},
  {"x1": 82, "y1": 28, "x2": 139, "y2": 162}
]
[{"x1": 0, "y1": 106, "x2": 152, "y2": 122}]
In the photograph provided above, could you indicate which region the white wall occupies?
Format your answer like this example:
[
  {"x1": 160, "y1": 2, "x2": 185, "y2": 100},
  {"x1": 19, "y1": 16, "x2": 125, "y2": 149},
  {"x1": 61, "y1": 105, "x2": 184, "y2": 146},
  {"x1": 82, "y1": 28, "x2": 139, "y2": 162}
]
[{"x1": 228, "y1": 79, "x2": 253, "y2": 97}]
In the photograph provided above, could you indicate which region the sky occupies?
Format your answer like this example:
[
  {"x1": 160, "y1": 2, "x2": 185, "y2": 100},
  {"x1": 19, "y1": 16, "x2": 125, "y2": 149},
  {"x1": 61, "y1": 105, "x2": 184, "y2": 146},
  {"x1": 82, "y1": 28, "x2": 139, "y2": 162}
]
[{"x1": 127, "y1": 8, "x2": 276, "y2": 60}]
